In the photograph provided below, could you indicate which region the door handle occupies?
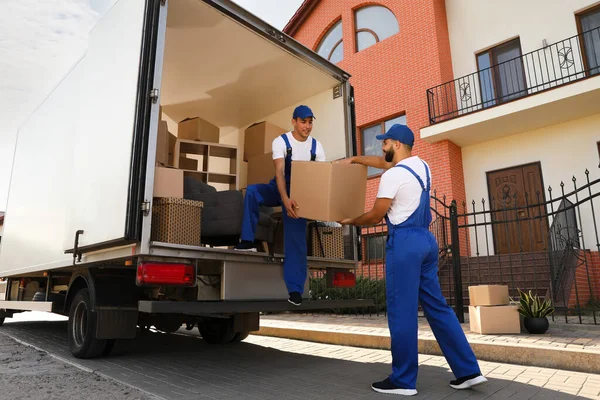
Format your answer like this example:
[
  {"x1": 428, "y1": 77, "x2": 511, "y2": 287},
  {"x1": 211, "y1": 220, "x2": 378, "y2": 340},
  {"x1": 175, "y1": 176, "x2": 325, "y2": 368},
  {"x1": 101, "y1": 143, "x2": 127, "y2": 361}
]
[{"x1": 517, "y1": 209, "x2": 526, "y2": 218}]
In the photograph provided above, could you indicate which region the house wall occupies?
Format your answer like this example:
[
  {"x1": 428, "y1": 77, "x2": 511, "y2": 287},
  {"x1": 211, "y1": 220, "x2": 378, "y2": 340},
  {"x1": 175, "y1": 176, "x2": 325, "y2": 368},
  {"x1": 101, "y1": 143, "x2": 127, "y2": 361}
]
[
  {"x1": 445, "y1": 0, "x2": 600, "y2": 80},
  {"x1": 462, "y1": 113, "x2": 600, "y2": 256},
  {"x1": 290, "y1": 0, "x2": 467, "y2": 211}
]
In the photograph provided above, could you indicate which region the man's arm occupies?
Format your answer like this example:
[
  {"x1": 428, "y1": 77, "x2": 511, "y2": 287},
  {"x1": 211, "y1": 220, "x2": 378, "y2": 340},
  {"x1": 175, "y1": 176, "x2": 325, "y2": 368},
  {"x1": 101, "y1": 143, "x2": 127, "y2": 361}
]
[
  {"x1": 338, "y1": 197, "x2": 392, "y2": 226},
  {"x1": 336, "y1": 155, "x2": 394, "y2": 170},
  {"x1": 273, "y1": 157, "x2": 299, "y2": 219}
]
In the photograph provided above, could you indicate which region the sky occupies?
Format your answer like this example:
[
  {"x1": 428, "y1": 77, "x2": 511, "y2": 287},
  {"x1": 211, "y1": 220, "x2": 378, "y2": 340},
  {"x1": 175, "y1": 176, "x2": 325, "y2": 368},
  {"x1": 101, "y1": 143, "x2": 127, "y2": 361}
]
[{"x1": 0, "y1": 0, "x2": 304, "y2": 212}]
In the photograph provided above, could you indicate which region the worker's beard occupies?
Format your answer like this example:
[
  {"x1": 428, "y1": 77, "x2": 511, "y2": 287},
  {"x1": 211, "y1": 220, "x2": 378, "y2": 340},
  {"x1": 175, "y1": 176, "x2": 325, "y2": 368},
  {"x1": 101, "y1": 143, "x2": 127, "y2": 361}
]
[{"x1": 384, "y1": 148, "x2": 395, "y2": 162}]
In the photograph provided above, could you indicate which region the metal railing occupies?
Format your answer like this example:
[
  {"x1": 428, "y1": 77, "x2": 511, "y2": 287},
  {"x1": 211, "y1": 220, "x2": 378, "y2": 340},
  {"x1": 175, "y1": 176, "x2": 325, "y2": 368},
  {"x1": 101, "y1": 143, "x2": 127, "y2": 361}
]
[{"x1": 427, "y1": 26, "x2": 600, "y2": 124}]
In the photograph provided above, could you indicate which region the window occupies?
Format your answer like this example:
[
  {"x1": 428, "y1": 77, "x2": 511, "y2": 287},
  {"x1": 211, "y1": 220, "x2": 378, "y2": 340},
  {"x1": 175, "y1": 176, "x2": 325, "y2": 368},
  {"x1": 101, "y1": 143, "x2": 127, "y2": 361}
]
[
  {"x1": 316, "y1": 19, "x2": 343, "y2": 63},
  {"x1": 477, "y1": 38, "x2": 527, "y2": 107},
  {"x1": 577, "y1": 4, "x2": 600, "y2": 76},
  {"x1": 355, "y1": 5, "x2": 399, "y2": 52},
  {"x1": 364, "y1": 234, "x2": 386, "y2": 261},
  {"x1": 361, "y1": 114, "x2": 407, "y2": 177}
]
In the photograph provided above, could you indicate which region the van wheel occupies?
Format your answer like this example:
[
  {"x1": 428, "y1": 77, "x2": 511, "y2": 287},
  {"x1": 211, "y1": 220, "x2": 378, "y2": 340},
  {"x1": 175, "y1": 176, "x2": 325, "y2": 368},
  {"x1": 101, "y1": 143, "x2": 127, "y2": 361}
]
[
  {"x1": 198, "y1": 318, "x2": 235, "y2": 344},
  {"x1": 230, "y1": 330, "x2": 250, "y2": 342},
  {"x1": 68, "y1": 288, "x2": 106, "y2": 359}
]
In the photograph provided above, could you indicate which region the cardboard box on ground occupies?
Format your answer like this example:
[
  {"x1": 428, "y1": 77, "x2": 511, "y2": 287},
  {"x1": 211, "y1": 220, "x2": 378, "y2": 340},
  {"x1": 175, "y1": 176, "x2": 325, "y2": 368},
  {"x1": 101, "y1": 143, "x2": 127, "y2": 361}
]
[{"x1": 468, "y1": 285, "x2": 520, "y2": 334}]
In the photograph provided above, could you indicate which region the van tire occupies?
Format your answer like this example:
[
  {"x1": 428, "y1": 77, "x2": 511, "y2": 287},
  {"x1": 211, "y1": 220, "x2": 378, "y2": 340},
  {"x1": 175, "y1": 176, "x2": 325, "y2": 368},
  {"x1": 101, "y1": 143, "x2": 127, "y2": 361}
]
[
  {"x1": 199, "y1": 318, "x2": 235, "y2": 344},
  {"x1": 68, "y1": 289, "x2": 106, "y2": 359}
]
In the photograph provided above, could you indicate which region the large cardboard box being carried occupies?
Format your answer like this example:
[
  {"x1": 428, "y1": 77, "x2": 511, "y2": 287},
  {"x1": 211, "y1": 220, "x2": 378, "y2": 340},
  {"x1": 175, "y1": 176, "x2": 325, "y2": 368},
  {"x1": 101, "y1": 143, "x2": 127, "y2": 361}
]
[
  {"x1": 469, "y1": 305, "x2": 520, "y2": 334},
  {"x1": 244, "y1": 121, "x2": 287, "y2": 161},
  {"x1": 290, "y1": 161, "x2": 367, "y2": 222},
  {"x1": 247, "y1": 152, "x2": 275, "y2": 186},
  {"x1": 177, "y1": 117, "x2": 220, "y2": 142},
  {"x1": 154, "y1": 167, "x2": 183, "y2": 198},
  {"x1": 468, "y1": 285, "x2": 510, "y2": 306}
]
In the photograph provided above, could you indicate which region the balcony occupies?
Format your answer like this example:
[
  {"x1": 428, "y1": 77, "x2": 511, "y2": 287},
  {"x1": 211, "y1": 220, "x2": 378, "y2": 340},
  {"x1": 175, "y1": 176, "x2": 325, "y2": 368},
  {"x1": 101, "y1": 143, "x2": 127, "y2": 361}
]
[{"x1": 421, "y1": 26, "x2": 600, "y2": 147}]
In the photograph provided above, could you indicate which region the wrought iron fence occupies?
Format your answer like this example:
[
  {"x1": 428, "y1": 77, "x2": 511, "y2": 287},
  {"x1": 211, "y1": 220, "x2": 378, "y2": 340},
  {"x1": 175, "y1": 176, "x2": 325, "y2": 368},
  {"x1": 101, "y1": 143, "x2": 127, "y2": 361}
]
[
  {"x1": 308, "y1": 168, "x2": 600, "y2": 325},
  {"x1": 427, "y1": 26, "x2": 600, "y2": 124}
]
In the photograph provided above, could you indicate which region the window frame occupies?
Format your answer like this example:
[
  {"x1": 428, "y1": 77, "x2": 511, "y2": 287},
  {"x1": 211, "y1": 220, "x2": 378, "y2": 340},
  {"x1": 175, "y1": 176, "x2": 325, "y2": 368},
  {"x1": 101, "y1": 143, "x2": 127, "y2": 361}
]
[
  {"x1": 576, "y1": 3, "x2": 600, "y2": 77},
  {"x1": 315, "y1": 18, "x2": 344, "y2": 63},
  {"x1": 363, "y1": 232, "x2": 386, "y2": 262},
  {"x1": 360, "y1": 113, "x2": 407, "y2": 178},
  {"x1": 475, "y1": 37, "x2": 528, "y2": 107},
  {"x1": 354, "y1": 5, "x2": 400, "y2": 53}
]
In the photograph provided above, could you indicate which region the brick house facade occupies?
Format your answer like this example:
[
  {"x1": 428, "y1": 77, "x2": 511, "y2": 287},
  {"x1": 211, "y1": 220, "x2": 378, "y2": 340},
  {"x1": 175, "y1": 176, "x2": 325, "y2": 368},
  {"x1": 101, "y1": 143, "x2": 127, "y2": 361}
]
[{"x1": 284, "y1": 0, "x2": 466, "y2": 213}]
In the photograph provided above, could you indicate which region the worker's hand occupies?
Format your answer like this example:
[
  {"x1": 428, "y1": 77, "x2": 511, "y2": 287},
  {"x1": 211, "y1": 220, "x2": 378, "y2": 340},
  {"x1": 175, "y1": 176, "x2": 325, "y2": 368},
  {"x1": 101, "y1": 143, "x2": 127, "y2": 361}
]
[
  {"x1": 337, "y1": 218, "x2": 354, "y2": 226},
  {"x1": 284, "y1": 198, "x2": 300, "y2": 219}
]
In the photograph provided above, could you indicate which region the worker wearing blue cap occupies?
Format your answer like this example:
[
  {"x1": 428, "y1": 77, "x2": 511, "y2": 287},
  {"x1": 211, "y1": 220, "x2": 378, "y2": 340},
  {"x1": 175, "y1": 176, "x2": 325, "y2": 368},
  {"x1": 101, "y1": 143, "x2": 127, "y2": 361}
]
[
  {"x1": 235, "y1": 105, "x2": 325, "y2": 306},
  {"x1": 338, "y1": 124, "x2": 486, "y2": 396}
]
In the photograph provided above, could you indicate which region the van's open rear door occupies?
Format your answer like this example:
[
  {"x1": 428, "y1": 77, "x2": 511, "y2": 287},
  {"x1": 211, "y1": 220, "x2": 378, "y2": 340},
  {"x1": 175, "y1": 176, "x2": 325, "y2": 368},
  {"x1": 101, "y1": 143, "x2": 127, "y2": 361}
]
[{"x1": 65, "y1": 0, "x2": 163, "y2": 256}]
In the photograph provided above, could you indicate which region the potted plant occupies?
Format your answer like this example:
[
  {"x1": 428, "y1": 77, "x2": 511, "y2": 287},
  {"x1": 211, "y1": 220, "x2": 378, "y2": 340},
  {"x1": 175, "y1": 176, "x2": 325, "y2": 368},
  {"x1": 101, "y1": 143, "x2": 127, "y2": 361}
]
[{"x1": 517, "y1": 289, "x2": 555, "y2": 334}]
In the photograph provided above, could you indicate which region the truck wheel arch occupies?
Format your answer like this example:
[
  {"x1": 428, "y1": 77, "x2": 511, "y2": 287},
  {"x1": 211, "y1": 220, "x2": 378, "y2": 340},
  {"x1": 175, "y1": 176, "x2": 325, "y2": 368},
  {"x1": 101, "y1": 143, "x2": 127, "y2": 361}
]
[{"x1": 64, "y1": 270, "x2": 97, "y2": 315}]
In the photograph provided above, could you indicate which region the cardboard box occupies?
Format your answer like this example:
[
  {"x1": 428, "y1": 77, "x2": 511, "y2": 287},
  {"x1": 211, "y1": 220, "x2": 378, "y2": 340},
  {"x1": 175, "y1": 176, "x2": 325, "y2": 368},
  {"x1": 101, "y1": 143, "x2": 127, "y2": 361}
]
[
  {"x1": 468, "y1": 285, "x2": 510, "y2": 306},
  {"x1": 154, "y1": 167, "x2": 183, "y2": 198},
  {"x1": 469, "y1": 305, "x2": 521, "y2": 334},
  {"x1": 179, "y1": 157, "x2": 199, "y2": 171},
  {"x1": 177, "y1": 117, "x2": 220, "y2": 142},
  {"x1": 247, "y1": 152, "x2": 275, "y2": 186},
  {"x1": 290, "y1": 161, "x2": 367, "y2": 222},
  {"x1": 244, "y1": 121, "x2": 287, "y2": 161},
  {"x1": 155, "y1": 121, "x2": 170, "y2": 166}
]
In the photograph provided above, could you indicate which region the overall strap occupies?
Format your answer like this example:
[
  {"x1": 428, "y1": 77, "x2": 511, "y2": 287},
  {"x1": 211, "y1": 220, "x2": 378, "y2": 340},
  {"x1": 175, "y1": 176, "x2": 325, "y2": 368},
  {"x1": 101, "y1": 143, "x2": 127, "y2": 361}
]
[
  {"x1": 310, "y1": 138, "x2": 317, "y2": 161},
  {"x1": 281, "y1": 134, "x2": 292, "y2": 159},
  {"x1": 396, "y1": 164, "x2": 426, "y2": 191},
  {"x1": 422, "y1": 160, "x2": 431, "y2": 192}
]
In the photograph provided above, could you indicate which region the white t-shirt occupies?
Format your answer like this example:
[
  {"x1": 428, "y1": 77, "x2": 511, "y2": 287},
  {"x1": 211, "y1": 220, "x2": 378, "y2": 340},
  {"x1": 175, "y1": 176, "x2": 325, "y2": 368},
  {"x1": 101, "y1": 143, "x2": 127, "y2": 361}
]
[
  {"x1": 377, "y1": 156, "x2": 430, "y2": 225},
  {"x1": 272, "y1": 132, "x2": 326, "y2": 162}
]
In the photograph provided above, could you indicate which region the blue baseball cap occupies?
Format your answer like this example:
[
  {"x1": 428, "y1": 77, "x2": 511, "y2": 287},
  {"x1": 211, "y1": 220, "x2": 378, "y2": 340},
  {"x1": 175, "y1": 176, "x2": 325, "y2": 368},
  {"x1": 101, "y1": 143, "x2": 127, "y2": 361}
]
[
  {"x1": 293, "y1": 105, "x2": 315, "y2": 119},
  {"x1": 376, "y1": 124, "x2": 414, "y2": 146}
]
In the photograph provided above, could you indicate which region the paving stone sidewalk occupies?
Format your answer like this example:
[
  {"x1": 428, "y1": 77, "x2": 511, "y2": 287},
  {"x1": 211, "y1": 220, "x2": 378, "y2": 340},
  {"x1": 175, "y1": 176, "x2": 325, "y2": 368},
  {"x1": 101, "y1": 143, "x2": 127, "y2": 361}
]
[{"x1": 257, "y1": 313, "x2": 600, "y2": 373}]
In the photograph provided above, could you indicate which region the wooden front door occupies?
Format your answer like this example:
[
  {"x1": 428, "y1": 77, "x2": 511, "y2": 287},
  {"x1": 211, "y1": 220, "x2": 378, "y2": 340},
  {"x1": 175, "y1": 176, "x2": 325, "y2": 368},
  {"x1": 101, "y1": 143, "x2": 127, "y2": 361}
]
[{"x1": 487, "y1": 163, "x2": 548, "y2": 254}]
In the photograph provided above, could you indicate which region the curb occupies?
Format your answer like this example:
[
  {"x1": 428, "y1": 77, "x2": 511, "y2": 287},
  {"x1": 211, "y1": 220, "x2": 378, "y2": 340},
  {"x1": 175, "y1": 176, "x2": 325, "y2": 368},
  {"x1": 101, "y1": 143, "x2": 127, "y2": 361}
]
[{"x1": 255, "y1": 326, "x2": 600, "y2": 374}]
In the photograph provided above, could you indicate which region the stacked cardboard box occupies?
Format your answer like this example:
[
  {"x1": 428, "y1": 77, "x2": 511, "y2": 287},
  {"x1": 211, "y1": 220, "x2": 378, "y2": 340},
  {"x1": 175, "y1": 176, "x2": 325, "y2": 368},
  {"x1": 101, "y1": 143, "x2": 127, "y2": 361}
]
[
  {"x1": 243, "y1": 121, "x2": 287, "y2": 186},
  {"x1": 468, "y1": 285, "x2": 521, "y2": 334},
  {"x1": 156, "y1": 121, "x2": 177, "y2": 167}
]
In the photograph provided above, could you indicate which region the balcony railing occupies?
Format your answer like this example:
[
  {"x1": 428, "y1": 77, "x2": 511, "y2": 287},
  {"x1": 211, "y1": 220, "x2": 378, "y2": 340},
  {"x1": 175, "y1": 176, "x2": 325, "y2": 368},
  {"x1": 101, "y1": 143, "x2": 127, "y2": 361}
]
[{"x1": 427, "y1": 26, "x2": 600, "y2": 124}]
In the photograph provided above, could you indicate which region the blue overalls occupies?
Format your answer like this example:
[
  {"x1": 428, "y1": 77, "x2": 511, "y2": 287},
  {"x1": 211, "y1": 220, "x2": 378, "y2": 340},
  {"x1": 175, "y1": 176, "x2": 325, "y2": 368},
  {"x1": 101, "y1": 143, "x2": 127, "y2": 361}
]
[
  {"x1": 241, "y1": 134, "x2": 317, "y2": 294},
  {"x1": 385, "y1": 161, "x2": 480, "y2": 389}
]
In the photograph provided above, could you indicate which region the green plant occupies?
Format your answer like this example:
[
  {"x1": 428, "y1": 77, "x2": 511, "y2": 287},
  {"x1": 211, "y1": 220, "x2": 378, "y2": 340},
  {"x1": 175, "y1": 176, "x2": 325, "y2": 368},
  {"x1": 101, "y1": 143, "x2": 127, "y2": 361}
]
[{"x1": 517, "y1": 289, "x2": 555, "y2": 318}]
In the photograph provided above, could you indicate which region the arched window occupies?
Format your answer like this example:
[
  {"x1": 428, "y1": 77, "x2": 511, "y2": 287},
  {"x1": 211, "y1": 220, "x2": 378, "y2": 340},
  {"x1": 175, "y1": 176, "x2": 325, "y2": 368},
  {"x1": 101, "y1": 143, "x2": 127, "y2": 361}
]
[
  {"x1": 316, "y1": 19, "x2": 343, "y2": 63},
  {"x1": 355, "y1": 5, "x2": 399, "y2": 52}
]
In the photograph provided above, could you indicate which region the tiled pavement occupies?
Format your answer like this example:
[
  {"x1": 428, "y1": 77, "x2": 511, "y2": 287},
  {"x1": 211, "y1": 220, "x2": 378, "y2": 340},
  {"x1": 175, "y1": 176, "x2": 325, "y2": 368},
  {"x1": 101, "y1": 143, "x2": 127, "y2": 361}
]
[
  {"x1": 260, "y1": 313, "x2": 600, "y2": 352},
  {"x1": 2, "y1": 315, "x2": 600, "y2": 399},
  {"x1": 257, "y1": 313, "x2": 600, "y2": 374}
]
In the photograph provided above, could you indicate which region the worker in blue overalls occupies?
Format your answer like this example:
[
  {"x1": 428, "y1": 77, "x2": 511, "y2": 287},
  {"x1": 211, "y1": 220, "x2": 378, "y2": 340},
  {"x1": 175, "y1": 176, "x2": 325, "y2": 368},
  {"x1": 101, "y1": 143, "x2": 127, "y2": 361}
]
[
  {"x1": 234, "y1": 105, "x2": 326, "y2": 306},
  {"x1": 338, "y1": 124, "x2": 487, "y2": 396}
]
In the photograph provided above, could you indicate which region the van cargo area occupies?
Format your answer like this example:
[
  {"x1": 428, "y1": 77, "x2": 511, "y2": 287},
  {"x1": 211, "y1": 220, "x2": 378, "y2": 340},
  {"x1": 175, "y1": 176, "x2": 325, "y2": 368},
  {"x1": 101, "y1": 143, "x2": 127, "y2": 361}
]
[{"x1": 0, "y1": 0, "x2": 372, "y2": 359}]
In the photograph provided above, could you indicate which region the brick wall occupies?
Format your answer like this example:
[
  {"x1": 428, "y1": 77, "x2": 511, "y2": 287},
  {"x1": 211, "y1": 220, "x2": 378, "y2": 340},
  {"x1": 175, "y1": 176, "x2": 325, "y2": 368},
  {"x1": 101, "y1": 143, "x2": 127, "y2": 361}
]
[{"x1": 291, "y1": 0, "x2": 466, "y2": 213}]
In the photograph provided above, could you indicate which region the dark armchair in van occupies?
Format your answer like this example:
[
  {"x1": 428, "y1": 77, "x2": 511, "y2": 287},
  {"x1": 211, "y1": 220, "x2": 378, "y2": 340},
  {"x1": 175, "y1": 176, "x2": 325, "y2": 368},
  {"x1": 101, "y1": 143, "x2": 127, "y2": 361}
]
[{"x1": 183, "y1": 176, "x2": 277, "y2": 247}]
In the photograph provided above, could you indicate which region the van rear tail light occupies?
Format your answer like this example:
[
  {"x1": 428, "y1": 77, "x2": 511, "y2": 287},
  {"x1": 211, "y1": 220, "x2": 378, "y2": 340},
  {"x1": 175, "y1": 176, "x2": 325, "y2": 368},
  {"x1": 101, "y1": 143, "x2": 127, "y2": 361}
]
[
  {"x1": 136, "y1": 262, "x2": 195, "y2": 286},
  {"x1": 327, "y1": 269, "x2": 356, "y2": 288}
]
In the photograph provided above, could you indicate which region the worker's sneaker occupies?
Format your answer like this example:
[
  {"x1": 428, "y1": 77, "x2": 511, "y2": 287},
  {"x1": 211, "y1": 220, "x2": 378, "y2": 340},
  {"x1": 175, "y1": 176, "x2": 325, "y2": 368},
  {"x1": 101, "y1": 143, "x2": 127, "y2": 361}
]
[
  {"x1": 288, "y1": 292, "x2": 302, "y2": 306},
  {"x1": 449, "y1": 373, "x2": 487, "y2": 390},
  {"x1": 371, "y1": 378, "x2": 417, "y2": 396},
  {"x1": 233, "y1": 241, "x2": 257, "y2": 252}
]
